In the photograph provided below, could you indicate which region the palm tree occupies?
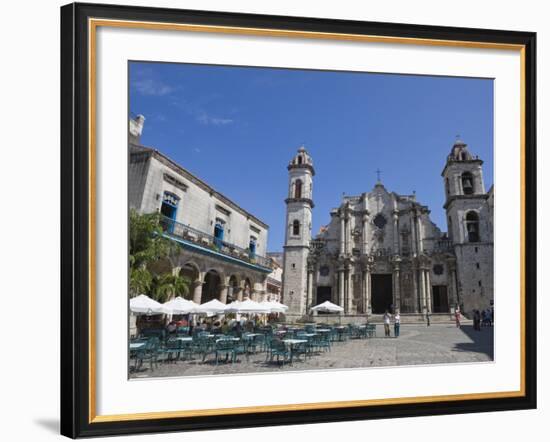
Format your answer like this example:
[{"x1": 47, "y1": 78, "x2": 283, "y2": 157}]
[
  {"x1": 129, "y1": 209, "x2": 181, "y2": 298},
  {"x1": 129, "y1": 266, "x2": 153, "y2": 297},
  {"x1": 152, "y1": 272, "x2": 191, "y2": 303}
]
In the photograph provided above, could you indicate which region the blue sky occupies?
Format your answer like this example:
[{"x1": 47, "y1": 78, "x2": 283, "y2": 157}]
[{"x1": 130, "y1": 61, "x2": 493, "y2": 253}]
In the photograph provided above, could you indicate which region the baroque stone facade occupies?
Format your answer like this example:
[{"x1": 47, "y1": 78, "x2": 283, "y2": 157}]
[
  {"x1": 282, "y1": 140, "x2": 494, "y2": 318},
  {"x1": 129, "y1": 115, "x2": 273, "y2": 304}
]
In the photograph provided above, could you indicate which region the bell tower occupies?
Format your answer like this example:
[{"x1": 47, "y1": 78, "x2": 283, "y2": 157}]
[
  {"x1": 442, "y1": 139, "x2": 486, "y2": 243},
  {"x1": 282, "y1": 146, "x2": 315, "y2": 317},
  {"x1": 442, "y1": 138, "x2": 493, "y2": 312}
]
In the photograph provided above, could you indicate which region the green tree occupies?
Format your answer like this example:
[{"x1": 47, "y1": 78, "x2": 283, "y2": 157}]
[
  {"x1": 129, "y1": 210, "x2": 171, "y2": 269},
  {"x1": 128, "y1": 209, "x2": 185, "y2": 298},
  {"x1": 151, "y1": 270, "x2": 190, "y2": 303},
  {"x1": 129, "y1": 266, "x2": 153, "y2": 297}
]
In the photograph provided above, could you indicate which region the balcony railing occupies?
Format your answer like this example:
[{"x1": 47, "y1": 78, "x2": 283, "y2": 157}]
[
  {"x1": 435, "y1": 239, "x2": 454, "y2": 252},
  {"x1": 160, "y1": 216, "x2": 273, "y2": 270}
]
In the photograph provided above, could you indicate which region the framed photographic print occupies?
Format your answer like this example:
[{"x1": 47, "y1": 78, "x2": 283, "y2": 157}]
[{"x1": 60, "y1": 2, "x2": 537, "y2": 438}]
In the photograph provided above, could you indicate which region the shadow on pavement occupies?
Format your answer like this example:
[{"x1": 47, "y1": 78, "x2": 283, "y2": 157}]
[{"x1": 453, "y1": 324, "x2": 494, "y2": 359}]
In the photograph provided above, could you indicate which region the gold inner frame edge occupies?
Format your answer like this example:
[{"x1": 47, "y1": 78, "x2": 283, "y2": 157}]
[{"x1": 87, "y1": 18, "x2": 527, "y2": 424}]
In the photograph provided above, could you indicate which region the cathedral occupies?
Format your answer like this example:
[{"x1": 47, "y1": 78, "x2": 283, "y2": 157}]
[{"x1": 282, "y1": 140, "x2": 494, "y2": 320}]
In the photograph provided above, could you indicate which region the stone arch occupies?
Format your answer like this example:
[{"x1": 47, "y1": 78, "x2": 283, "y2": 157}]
[
  {"x1": 292, "y1": 219, "x2": 300, "y2": 236},
  {"x1": 242, "y1": 277, "x2": 253, "y2": 300},
  {"x1": 227, "y1": 274, "x2": 240, "y2": 302},
  {"x1": 180, "y1": 261, "x2": 201, "y2": 281},
  {"x1": 461, "y1": 172, "x2": 475, "y2": 195},
  {"x1": 294, "y1": 179, "x2": 303, "y2": 198},
  {"x1": 202, "y1": 269, "x2": 222, "y2": 303},
  {"x1": 465, "y1": 210, "x2": 480, "y2": 242}
]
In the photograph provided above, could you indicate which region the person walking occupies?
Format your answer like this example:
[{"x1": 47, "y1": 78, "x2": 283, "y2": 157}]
[
  {"x1": 473, "y1": 309, "x2": 481, "y2": 331},
  {"x1": 454, "y1": 307, "x2": 461, "y2": 328},
  {"x1": 394, "y1": 311, "x2": 401, "y2": 337},
  {"x1": 383, "y1": 310, "x2": 391, "y2": 337}
]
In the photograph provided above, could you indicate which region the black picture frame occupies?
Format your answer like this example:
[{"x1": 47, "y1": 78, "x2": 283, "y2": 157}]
[{"x1": 60, "y1": 2, "x2": 537, "y2": 438}]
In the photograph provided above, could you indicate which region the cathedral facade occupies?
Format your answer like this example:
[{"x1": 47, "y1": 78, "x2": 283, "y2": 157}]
[{"x1": 282, "y1": 141, "x2": 494, "y2": 319}]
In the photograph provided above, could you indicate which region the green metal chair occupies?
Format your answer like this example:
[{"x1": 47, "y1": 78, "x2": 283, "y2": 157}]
[
  {"x1": 233, "y1": 338, "x2": 249, "y2": 362},
  {"x1": 134, "y1": 338, "x2": 160, "y2": 372},
  {"x1": 160, "y1": 337, "x2": 182, "y2": 363},
  {"x1": 292, "y1": 341, "x2": 309, "y2": 363},
  {"x1": 214, "y1": 339, "x2": 236, "y2": 365},
  {"x1": 193, "y1": 336, "x2": 216, "y2": 363},
  {"x1": 366, "y1": 323, "x2": 377, "y2": 338},
  {"x1": 268, "y1": 339, "x2": 291, "y2": 366}
]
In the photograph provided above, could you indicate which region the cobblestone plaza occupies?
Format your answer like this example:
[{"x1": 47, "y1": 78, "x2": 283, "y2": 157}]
[{"x1": 130, "y1": 323, "x2": 493, "y2": 379}]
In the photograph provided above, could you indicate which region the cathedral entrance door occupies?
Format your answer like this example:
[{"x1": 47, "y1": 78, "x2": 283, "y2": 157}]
[
  {"x1": 371, "y1": 274, "x2": 393, "y2": 314},
  {"x1": 316, "y1": 286, "x2": 332, "y2": 314},
  {"x1": 432, "y1": 285, "x2": 449, "y2": 313}
]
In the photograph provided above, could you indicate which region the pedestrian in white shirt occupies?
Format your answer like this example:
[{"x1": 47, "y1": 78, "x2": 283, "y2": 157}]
[
  {"x1": 394, "y1": 312, "x2": 401, "y2": 337},
  {"x1": 383, "y1": 310, "x2": 391, "y2": 337}
]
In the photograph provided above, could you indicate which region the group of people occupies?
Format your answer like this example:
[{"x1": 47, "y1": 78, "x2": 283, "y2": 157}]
[
  {"x1": 165, "y1": 315, "x2": 261, "y2": 336},
  {"x1": 473, "y1": 307, "x2": 494, "y2": 331},
  {"x1": 383, "y1": 310, "x2": 401, "y2": 337}
]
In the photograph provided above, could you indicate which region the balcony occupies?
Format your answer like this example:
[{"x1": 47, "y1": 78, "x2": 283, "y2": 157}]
[
  {"x1": 159, "y1": 216, "x2": 273, "y2": 271},
  {"x1": 435, "y1": 239, "x2": 454, "y2": 252}
]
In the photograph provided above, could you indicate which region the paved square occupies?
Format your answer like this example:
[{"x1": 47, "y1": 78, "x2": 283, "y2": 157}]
[{"x1": 130, "y1": 324, "x2": 493, "y2": 379}]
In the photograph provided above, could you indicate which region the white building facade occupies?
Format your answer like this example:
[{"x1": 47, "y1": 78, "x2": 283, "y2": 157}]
[
  {"x1": 282, "y1": 141, "x2": 494, "y2": 320},
  {"x1": 129, "y1": 115, "x2": 273, "y2": 304}
]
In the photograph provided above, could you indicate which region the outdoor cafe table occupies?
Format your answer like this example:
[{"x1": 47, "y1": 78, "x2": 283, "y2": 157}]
[
  {"x1": 129, "y1": 342, "x2": 145, "y2": 350},
  {"x1": 175, "y1": 337, "x2": 193, "y2": 342},
  {"x1": 282, "y1": 339, "x2": 308, "y2": 363},
  {"x1": 316, "y1": 329, "x2": 331, "y2": 333}
]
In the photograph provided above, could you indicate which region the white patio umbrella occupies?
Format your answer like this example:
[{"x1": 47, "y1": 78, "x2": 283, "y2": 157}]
[
  {"x1": 270, "y1": 300, "x2": 289, "y2": 312},
  {"x1": 310, "y1": 300, "x2": 344, "y2": 313},
  {"x1": 129, "y1": 294, "x2": 163, "y2": 315},
  {"x1": 225, "y1": 299, "x2": 270, "y2": 314},
  {"x1": 194, "y1": 299, "x2": 228, "y2": 316},
  {"x1": 160, "y1": 297, "x2": 198, "y2": 314},
  {"x1": 259, "y1": 300, "x2": 287, "y2": 314}
]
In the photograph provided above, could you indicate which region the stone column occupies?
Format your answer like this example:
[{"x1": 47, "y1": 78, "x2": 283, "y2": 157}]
[
  {"x1": 393, "y1": 265, "x2": 401, "y2": 312},
  {"x1": 425, "y1": 271, "x2": 432, "y2": 313},
  {"x1": 362, "y1": 214, "x2": 369, "y2": 255},
  {"x1": 338, "y1": 267, "x2": 345, "y2": 307},
  {"x1": 360, "y1": 271, "x2": 366, "y2": 313},
  {"x1": 448, "y1": 263, "x2": 458, "y2": 312},
  {"x1": 345, "y1": 217, "x2": 351, "y2": 255},
  {"x1": 411, "y1": 265, "x2": 419, "y2": 312},
  {"x1": 416, "y1": 212, "x2": 424, "y2": 253},
  {"x1": 419, "y1": 268, "x2": 427, "y2": 313},
  {"x1": 345, "y1": 268, "x2": 353, "y2": 314},
  {"x1": 307, "y1": 269, "x2": 314, "y2": 311},
  {"x1": 219, "y1": 284, "x2": 228, "y2": 304},
  {"x1": 234, "y1": 287, "x2": 243, "y2": 302},
  {"x1": 411, "y1": 213, "x2": 418, "y2": 255},
  {"x1": 392, "y1": 211, "x2": 399, "y2": 254},
  {"x1": 340, "y1": 216, "x2": 345, "y2": 255},
  {"x1": 192, "y1": 280, "x2": 203, "y2": 305},
  {"x1": 365, "y1": 265, "x2": 372, "y2": 314}
]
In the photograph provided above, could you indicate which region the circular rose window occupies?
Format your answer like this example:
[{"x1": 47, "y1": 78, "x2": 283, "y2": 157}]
[
  {"x1": 319, "y1": 266, "x2": 330, "y2": 276},
  {"x1": 433, "y1": 264, "x2": 444, "y2": 275}
]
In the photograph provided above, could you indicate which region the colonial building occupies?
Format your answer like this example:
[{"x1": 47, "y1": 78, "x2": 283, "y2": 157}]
[
  {"x1": 282, "y1": 141, "x2": 494, "y2": 320},
  {"x1": 129, "y1": 114, "x2": 273, "y2": 304}
]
